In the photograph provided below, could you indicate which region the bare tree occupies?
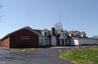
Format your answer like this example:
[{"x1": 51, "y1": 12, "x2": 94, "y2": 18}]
[{"x1": 80, "y1": 32, "x2": 87, "y2": 38}]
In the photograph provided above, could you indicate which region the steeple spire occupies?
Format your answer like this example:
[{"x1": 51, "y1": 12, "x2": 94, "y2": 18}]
[{"x1": 59, "y1": 9, "x2": 63, "y2": 31}]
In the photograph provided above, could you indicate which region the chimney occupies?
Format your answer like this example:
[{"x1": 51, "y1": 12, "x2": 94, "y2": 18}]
[{"x1": 51, "y1": 27, "x2": 56, "y2": 36}]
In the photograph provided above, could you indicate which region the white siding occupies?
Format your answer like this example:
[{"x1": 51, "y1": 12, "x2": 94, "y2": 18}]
[
  {"x1": 39, "y1": 37, "x2": 45, "y2": 46},
  {"x1": 74, "y1": 39, "x2": 79, "y2": 45},
  {"x1": 51, "y1": 36, "x2": 56, "y2": 46},
  {"x1": 72, "y1": 38, "x2": 98, "y2": 45}
]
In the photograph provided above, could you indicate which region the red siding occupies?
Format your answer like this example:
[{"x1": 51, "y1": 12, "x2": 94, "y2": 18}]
[
  {"x1": 1, "y1": 29, "x2": 39, "y2": 48},
  {"x1": 1, "y1": 37, "x2": 10, "y2": 48}
]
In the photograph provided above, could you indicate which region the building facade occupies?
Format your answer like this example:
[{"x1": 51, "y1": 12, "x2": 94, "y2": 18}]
[
  {"x1": 1, "y1": 26, "x2": 96, "y2": 48},
  {"x1": 0, "y1": 27, "x2": 41, "y2": 48}
]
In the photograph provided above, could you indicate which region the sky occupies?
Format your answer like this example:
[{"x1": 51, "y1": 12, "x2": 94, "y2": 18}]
[{"x1": 0, "y1": 0, "x2": 98, "y2": 38}]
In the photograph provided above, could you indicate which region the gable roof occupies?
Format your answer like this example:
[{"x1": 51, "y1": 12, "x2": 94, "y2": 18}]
[
  {"x1": 1, "y1": 26, "x2": 43, "y2": 41},
  {"x1": 23, "y1": 26, "x2": 43, "y2": 36}
]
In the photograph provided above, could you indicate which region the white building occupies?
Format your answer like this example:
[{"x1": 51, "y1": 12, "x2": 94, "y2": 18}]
[{"x1": 71, "y1": 38, "x2": 98, "y2": 46}]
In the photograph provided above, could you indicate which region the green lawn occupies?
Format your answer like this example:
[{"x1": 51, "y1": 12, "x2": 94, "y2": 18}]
[
  {"x1": 16, "y1": 48, "x2": 41, "y2": 52},
  {"x1": 59, "y1": 48, "x2": 98, "y2": 64}
]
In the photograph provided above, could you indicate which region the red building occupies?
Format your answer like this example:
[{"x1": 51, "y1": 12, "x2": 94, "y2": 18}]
[{"x1": 0, "y1": 27, "x2": 41, "y2": 48}]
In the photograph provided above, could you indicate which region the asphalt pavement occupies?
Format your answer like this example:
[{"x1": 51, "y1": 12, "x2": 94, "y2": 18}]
[{"x1": 0, "y1": 47, "x2": 74, "y2": 64}]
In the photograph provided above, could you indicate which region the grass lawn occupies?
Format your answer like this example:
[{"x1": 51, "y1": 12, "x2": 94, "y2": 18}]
[
  {"x1": 59, "y1": 48, "x2": 98, "y2": 64},
  {"x1": 16, "y1": 48, "x2": 39, "y2": 52},
  {"x1": 16, "y1": 48, "x2": 35, "y2": 51}
]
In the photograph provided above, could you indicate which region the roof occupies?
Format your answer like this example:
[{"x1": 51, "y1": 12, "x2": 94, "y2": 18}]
[
  {"x1": 23, "y1": 26, "x2": 43, "y2": 36},
  {"x1": 1, "y1": 26, "x2": 43, "y2": 41}
]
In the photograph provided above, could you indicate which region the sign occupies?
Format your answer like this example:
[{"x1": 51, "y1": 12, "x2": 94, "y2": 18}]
[{"x1": 20, "y1": 36, "x2": 30, "y2": 40}]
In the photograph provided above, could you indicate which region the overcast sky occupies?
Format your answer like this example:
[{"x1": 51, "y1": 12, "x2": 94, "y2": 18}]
[{"x1": 0, "y1": 0, "x2": 98, "y2": 38}]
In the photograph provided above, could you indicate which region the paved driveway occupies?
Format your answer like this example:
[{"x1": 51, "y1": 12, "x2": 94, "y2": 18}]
[{"x1": 0, "y1": 47, "x2": 73, "y2": 64}]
